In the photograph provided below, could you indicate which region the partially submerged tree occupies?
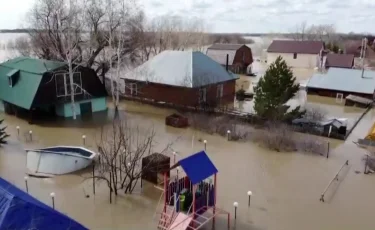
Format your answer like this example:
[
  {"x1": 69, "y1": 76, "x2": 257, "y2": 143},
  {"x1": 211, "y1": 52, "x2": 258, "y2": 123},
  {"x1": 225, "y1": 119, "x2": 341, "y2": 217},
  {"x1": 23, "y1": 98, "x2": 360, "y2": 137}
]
[
  {"x1": 291, "y1": 22, "x2": 339, "y2": 44},
  {"x1": 254, "y1": 56, "x2": 304, "y2": 121},
  {"x1": 0, "y1": 119, "x2": 9, "y2": 146},
  {"x1": 24, "y1": 0, "x2": 142, "y2": 75},
  {"x1": 303, "y1": 105, "x2": 327, "y2": 122},
  {"x1": 92, "y1": 117, "x2": 173, "y2": 199}
]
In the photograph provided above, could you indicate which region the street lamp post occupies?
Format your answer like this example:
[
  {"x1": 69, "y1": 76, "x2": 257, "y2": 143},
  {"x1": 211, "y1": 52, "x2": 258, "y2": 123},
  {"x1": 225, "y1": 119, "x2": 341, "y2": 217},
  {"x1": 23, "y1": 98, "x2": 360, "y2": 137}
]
[
  {"x1": 233, "y1": 202, "x2": 238, "y2": 220},
  {"x1": 82, "y1": 135, "x2": 86, "y2": 145},
  {"x1": 24, "y1": 176, "x2": 29, "y2": 193},
  {"x1": 247, "y1": 191, "x2": 252, "y2": 207},
  {"x1": 50, "y1": 192, "x2": 55, "y2": 209}
]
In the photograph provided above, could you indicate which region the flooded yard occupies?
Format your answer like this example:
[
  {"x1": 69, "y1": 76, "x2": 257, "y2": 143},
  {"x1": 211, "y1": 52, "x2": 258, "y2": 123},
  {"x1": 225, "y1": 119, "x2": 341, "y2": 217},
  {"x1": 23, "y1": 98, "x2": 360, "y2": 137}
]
[
  {"x1": 1, "y1": 33, "x2": 375, "y2": 230},
  {"x1": 1, "y1": 100, "x2": 375, "y2": 230}
]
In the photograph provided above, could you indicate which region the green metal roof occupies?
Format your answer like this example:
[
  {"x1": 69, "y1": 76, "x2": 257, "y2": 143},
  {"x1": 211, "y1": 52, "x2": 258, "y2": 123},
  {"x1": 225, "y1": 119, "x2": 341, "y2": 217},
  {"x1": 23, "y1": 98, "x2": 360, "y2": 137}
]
[
  {"x1": 0, "y1": 57, "x2": 66, "y2": 110},
  {"x1": 1, "y1": 57, "x2": 66, "y2": 74}
]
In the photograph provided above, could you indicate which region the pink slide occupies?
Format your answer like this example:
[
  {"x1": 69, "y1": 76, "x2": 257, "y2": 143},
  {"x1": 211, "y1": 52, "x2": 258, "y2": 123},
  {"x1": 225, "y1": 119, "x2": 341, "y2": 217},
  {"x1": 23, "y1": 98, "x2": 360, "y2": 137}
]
[{"x1": 168, "y1": 213, "x2": 192, "y2": 230}]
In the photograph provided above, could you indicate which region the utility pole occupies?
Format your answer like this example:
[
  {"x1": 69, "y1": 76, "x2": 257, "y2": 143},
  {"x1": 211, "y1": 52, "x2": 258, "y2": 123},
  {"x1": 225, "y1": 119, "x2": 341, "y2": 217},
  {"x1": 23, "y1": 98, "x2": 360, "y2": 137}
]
[{"x1": 361, "y1": 37, "x2": 367, "y2": 78}]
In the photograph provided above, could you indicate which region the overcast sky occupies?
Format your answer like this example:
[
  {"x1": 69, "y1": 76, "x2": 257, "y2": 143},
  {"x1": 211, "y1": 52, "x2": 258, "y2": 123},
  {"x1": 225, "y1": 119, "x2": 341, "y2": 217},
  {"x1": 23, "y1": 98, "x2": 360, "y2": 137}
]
[{"x1": 0, "y1": 0, "x2": 374, "y2": 33}]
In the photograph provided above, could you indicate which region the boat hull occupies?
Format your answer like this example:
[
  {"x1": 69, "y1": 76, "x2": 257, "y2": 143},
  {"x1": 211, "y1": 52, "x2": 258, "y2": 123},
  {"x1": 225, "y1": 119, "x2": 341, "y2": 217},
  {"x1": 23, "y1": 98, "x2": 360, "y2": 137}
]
[{"x1": 27, "y1": 150, "x2": 93, "y2": 175}]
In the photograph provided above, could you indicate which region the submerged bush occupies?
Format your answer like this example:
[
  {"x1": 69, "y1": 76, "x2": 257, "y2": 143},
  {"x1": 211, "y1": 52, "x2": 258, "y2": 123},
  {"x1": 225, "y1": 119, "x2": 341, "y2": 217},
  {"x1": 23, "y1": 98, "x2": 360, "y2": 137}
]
[{"x1": 0, "y1": 119, "x2": 9, "y2": 146}]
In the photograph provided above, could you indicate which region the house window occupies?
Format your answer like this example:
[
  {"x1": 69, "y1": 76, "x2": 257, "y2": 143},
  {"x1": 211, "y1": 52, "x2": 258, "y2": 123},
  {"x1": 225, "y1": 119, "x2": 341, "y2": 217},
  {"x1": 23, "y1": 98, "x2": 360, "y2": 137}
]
[
  {"x1": 217, "y1": 84, "x2": 223, "y2": 98},
  {"x1": 129, "y1": 83, "x2": 137, "y2": 96},
  {"x1": 8, "y1": 76, "x2": 12, "y2": 87},
  {"x1": 199, "y1": 88, "x2": 207, "y2": 103},
  {"x1": 293, "y1": 53, "x2": 297, "y2": 59},
  {"x1": 55, "y1": 72, "x2": 83, "y2": 97},
  {"x1": 336, "y1": 93, "x2": 343, "y2": 103}
]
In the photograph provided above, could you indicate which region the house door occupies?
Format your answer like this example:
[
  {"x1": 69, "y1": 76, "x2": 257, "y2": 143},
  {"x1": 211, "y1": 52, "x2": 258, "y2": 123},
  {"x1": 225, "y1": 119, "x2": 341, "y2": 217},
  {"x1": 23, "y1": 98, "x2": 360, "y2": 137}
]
[
  {"x1": 80, "y1": 102, "x2": 92, "y2": 116},
  {"x1": 199, "y1": 88, "x2": 207, "y2": 103}
]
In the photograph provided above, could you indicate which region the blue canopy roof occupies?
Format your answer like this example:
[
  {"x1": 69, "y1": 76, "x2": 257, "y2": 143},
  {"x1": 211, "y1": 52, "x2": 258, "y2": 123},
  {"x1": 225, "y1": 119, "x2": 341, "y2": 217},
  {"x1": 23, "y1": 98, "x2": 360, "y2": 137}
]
[
  {"x1": 0, "y1": 177, "x2": 88, "y2": 230},
  {"x1": 176, "y1": 151, "x2": 218, "y2": 185}
]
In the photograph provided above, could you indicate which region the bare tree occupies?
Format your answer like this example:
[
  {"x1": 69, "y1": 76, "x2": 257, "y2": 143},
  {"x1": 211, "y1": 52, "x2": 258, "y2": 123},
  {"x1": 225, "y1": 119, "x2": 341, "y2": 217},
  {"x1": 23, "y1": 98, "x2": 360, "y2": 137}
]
[
  {"x1": 23, "y1": 0, "x2": 142, "y2": 75},
  {"x1": 291, "y1": 22, "x2": 338, "y2": 43},
  {"x1": 303, "y1": 106, "x2": 327, "y2": 122},
  {"x1": 144, "y1": 15, "x2": 209, "y2": 55},
  {"x1": 13, "y1": 36, "x2": 32, "y2": 56},
  {"x1": 290, "y1": 21, "x2": 308, "y2": 41},
  {"x1": 91, "y1": 118, "x2": 174, "y2": 200}
]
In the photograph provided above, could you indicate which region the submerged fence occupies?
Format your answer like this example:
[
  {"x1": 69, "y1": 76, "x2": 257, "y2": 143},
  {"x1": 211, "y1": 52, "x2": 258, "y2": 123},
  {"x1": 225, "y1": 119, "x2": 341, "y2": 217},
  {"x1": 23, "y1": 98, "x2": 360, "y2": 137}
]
[{"x1": 320, "y1": 160, "x2": 349, "y2": 202}]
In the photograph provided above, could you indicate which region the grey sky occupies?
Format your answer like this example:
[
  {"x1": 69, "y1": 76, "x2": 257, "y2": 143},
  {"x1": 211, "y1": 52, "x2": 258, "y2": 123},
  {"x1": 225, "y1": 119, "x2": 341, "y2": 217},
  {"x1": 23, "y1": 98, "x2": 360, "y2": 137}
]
[{"x1": 0, "y1": 0, "x2": 374, "y2": 33}]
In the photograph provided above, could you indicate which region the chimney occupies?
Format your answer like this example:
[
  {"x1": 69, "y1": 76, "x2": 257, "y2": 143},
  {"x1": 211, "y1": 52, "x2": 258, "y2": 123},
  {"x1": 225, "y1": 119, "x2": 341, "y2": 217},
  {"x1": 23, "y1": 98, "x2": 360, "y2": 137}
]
[{"x1": 226, "y1": 54, "x2": 229, "y2": 71}]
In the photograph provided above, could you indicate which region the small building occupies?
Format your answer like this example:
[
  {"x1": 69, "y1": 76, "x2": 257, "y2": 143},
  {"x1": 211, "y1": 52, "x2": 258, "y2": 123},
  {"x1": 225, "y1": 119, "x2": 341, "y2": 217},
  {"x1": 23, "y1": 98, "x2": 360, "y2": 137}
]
[
  {"x1": 121, "y1": 51, "x2": 239, "y2": 108},
  {"x1": 206, "y1": 44, "x2": 253, "y2": 74},
  {"x1": 0, "y1": 57, "x2": 107, "y2": 118},
  {"x1": 267, "y1": 40, "x2": 324, "y2": 68},
  {"x1": 324, "y1": 53, "x2": 354, "y2": 69},
  {"x1": 306, "y1": 67, "x2": 375, "y2": 100}
]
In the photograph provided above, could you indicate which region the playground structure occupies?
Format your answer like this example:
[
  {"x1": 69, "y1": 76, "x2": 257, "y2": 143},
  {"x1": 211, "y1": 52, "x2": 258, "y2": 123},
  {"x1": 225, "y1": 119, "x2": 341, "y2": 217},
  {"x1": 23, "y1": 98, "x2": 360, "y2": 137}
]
[
  {"x1": 365, "y1": 121, "x2": 375, "y2": 141},
  {"x1": 154, "y1": 150, "x2": 230, "y2": 230}
]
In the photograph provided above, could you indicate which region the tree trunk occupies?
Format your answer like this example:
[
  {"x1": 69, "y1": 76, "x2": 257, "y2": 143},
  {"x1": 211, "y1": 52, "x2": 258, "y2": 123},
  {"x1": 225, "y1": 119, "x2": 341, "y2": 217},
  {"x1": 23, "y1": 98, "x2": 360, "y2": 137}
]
[{"x1": 68, "y1": 60, "x2": 77, "y2": 120}]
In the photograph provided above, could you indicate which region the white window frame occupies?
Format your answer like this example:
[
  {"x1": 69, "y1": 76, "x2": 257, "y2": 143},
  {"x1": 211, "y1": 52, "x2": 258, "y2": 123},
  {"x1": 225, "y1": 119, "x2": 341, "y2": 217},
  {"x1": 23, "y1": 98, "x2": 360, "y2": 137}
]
[
  {"x1": 336, "y1": 93, "x2": 343, "y2": 103},
  {"x1": 55, "y1": 72, "x2": 83, "y2": 97},
  {"x1": 130, "y1": 83, "x2": 137, "y2": 96},
  {"x1": 217, "y1": 84, "x2": 223, "y2": 98},
  {"x1": 199, "y1": 88, "x2": 207, "y2": 103}
]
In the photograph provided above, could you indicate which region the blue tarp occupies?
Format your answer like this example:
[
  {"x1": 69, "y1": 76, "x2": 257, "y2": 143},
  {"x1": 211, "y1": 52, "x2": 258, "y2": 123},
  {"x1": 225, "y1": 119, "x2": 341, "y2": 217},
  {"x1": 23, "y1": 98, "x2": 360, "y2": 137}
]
[
  {"x1": 0, "y1": 177, "x2": 88, "y2": 230},
  {"x1": 177, "y1": 151, "x2": 218, "y2": 185}
]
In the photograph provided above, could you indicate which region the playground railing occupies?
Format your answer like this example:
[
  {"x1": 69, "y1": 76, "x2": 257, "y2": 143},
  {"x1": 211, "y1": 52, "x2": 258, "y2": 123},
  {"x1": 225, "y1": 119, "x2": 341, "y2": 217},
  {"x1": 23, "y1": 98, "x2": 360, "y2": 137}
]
[{"x1": 157, "y1": 193, "x2": 183, "y2": 230}]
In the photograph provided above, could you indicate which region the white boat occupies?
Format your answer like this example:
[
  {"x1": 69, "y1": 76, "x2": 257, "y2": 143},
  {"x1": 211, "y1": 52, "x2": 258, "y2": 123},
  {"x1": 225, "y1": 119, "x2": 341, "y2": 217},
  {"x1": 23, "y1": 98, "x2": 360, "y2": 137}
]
[{"x1": 26, "y1": 146, "x2": 97, "y2": 175}]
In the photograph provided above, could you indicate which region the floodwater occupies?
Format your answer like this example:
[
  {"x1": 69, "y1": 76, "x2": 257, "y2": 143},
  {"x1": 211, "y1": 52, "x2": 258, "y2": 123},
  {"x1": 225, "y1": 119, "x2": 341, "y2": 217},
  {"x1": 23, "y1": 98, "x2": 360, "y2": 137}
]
[
  {"x1": 2, "y1": 33, "x2": 375, "y2": 229},
  {"x1": 1, "y1": 99, "x2": 375, "y2": 230}
]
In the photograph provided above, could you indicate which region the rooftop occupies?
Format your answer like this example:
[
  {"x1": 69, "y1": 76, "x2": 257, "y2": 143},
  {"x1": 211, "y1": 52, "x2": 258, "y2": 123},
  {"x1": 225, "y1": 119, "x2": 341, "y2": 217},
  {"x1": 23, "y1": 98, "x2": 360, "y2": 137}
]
[
  {"x1": 0, "y1": 57, "x2": 58, "y2": 109},
  {"x1": 0, "y1": 57, "x2": 66, "y2": 74},
  {"x1": 325, "y1": 53, "x2": 354, "y2": 69},
  {"x1": 207, "y1": 44, "x2": 245, "y2": 50},
  {"x1": 307, "y1": 67, "x2": 375, "y2": 95},
  {"x1": 172, "y1": 150, "x2": 218, "y2": 185},
  {"x1": 267, "y1": 40, "x2": 324, "y2": 54},
  {"x1": 0, "y1": 177, "x2": 87, "y2": 230},
  {"x1": 122, "y1": 51, "x2": 238, "y2": 88}
]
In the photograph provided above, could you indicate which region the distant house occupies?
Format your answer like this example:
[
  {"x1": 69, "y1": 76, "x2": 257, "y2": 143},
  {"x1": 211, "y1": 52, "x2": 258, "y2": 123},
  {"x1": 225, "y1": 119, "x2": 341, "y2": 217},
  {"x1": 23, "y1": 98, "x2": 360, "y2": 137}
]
[
  {"x1": 0, "y1": 57, "x2": 107, "y2": 119},
  {"x1": 306, "y1": 67, "x2": 375, "y2": 100},
  {"x1": 267, "y1": 40, "x2": 324, "y2": 68},
  {"x1": 344, "y1": 40, "x2": 375, "y2": 58},
  {"x1": 325, "y1": 53, "x2": 354, "y2": 69},
  {"x1": 121, "y1": 50, "x2": 239, "y2": 107},
  {"x1": 206, "y1": 44, "x2": 253, "y2": 74}
]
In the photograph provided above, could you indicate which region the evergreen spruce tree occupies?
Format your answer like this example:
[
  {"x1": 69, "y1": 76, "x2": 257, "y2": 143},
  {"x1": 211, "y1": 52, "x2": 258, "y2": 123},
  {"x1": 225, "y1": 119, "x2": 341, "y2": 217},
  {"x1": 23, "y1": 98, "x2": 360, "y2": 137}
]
[
  {"x1": 0, "y1": 119, "x2": 9, "y2": 146},
  {"x1": 254, "y1": 56, "x2": 304, "y2": 121}
]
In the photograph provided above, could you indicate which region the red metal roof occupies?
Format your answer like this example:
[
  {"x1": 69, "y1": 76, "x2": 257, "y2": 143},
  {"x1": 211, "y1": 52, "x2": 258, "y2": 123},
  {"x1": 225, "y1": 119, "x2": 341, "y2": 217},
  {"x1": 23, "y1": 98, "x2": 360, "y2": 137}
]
[
  {"x1": 325, "y1": 53, "x2": 354, "y2": 69},
  {"x1": 207, "y1": 43, "x2": 245, "y2": 50},
  {"x1": 267, "y1": 40, "x2": 324, "y2": 54}
]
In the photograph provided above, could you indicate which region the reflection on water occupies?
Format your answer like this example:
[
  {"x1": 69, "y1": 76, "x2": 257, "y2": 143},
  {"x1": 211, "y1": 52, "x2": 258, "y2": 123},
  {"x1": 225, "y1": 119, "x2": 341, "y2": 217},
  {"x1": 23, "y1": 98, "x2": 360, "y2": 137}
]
[{"x1": 1, "y1": 100, "x2": 375, "y2": 230}]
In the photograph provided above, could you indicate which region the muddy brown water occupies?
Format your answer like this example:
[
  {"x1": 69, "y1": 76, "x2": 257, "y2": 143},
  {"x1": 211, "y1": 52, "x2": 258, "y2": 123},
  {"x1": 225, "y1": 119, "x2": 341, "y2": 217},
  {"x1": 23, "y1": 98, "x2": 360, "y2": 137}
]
[{"x1": 1, "y1": 99, "x2": 375, "y2": 230}]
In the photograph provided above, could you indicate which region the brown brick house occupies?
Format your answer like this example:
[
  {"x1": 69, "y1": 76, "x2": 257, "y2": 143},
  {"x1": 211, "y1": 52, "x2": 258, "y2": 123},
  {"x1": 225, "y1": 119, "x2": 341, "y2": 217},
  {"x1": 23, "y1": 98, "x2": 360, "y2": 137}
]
[
  {"x1": 206, "y1": 44, "x2": 253, "y2": 74},
  {"x1": 120, "y1": 51, "x2": 239, "y2": 108}
]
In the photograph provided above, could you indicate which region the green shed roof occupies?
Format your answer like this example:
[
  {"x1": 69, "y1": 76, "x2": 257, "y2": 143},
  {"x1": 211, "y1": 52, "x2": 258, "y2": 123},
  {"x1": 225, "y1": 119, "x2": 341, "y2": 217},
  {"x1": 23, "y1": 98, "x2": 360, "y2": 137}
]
[
  {"x1": 0, "y1": 57, "x2": 66, "y2": 110},
  {"x1": 1, "y1": 57, "x2": 66, "y2": 74}
]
